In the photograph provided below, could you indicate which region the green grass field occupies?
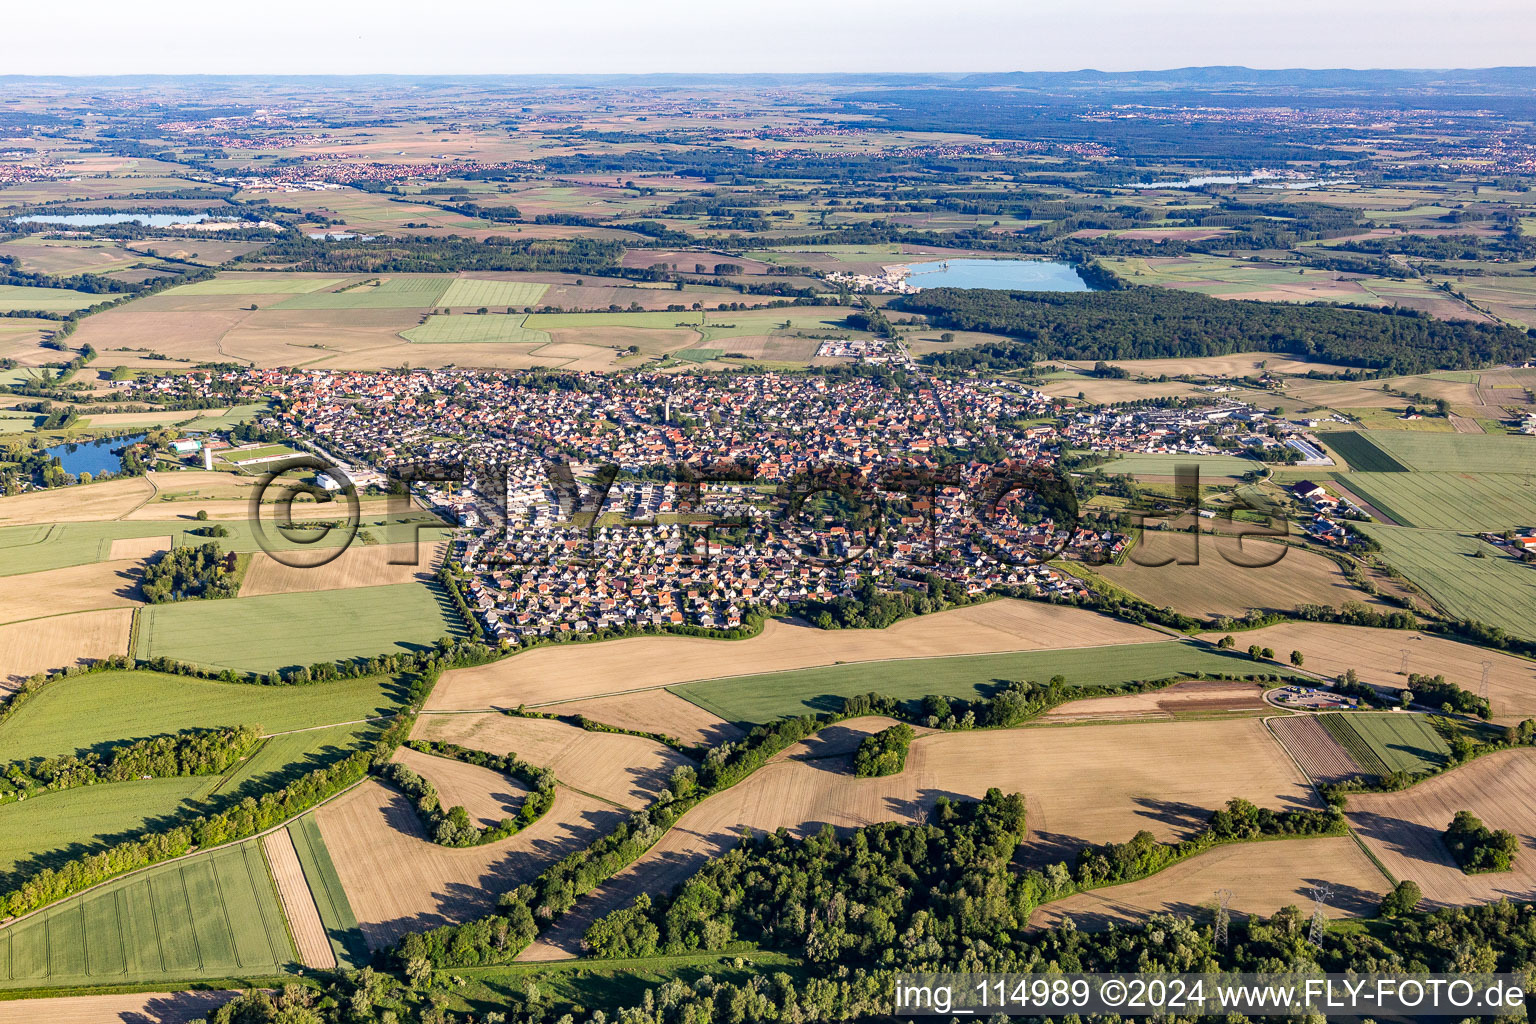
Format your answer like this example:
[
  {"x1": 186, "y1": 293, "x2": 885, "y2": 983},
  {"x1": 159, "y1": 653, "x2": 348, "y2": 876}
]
[
  {"x1": 0, "y1": 285, "x2": 106, "y2": 313},
  {"x1": 1095, "y1": 452, "x2": 1259, "y2": 479},
  {"x1": 673, "y1": 348, "x2": 723, "y2": 362},
  {"x1": 206, "y1": 723, "x2": 380, "y2": 803},
  {"x1": 1337, "y1": 472, "x2": 1536, "y2": 531},
  {"x1": 288, "y1": 817, "x2": 368, "y2": 967},
  {"x1": 669, "y1": 640, "x2": 1288, "y2": 724},
  {"x1": 0, "y1": 840, "x2": 295, "y2": 989},
  {"x1": 135, "y1": 582, "x2": 462, "y2": 673},
  {"x1": 168, "y1": 275, "x2": 346, "y2": 296},
  {"x1": 274, "y1": 275, "x2": 450, "y2": 310},
  {"x1": 402, "y1": 313, "x2": 552, "y2": 345},
  {"x1": 0, "y1": 778, "x2": 210, "y2": 883},
  {"x1": 1321, "y1": 712, "x2": 1449, "y2": 777},
  {"x1": 1351, "y1": 431, "x2": 1536, "y2": 474},
  {"x1": 1360, "y1": 524, "x2": 1536, "y2": 640},
  {"x1": 0, "y1": 670, "x2": 404, "y2": 763},
  {"x1": 437, "y1": 279, "x2": 549, "y2": 308},
  {"x1": 1317, "y1": 431, "x2": 1410, "y2": 472}
]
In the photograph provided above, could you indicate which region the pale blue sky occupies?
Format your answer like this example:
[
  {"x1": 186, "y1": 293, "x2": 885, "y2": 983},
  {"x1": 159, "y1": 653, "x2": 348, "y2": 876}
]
[{"x1": 7, "y1": 0, "x2": 1534, "y2": 76}]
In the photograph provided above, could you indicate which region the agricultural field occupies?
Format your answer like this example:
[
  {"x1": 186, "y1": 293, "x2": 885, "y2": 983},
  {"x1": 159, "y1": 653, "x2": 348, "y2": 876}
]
[
  {"x1": 0, "y1": 608, "x2": 132, "y2": 687},
  {"x1": 1337, "y1": 472, "x2": 1536, "y2": 530},
  {"x1": 1318, "y1": 712, "x2": 1450, "y2": 777},
  {"x1": 1039, "y1": 679, "x2": 1268, "y2": 722},
  {"x1": 0, "y1": 237, "x2": 170, "y2": 277},
  {"x1": 670, "y1": 640, "x2": 1279, "y2": 725},
  {"x1": 159, "y1": 274, "x2": 346, "y2": 296},
  {"x1": 1095, "y1": 452, "x2": 1259, "y2": 481},
  {"x1": 1031, "y1": 836, "x2": 1389, "y2": 930},
  {"x1": 1358, "y1": 524, "x2": 1536, "y2": 641},
  {"x1": 134, "y1": 581, "x2": 462, "y2": 673},
  {"x1": 238, "y1": 540, "x2": 445, "y2": 597},
  {"x1": 314, "y1": 780, "x2": 623, "y2": 949},
  {"x1": 274, "y1": 275, "x2": 451, "y2": 310},
  {"x1": 0, "y1": 558, "x2": 146, "y2": 625},
  {"x1": 412, "y1": 714, "x2": 691, "y2": 809},
  {"x1": 0, "y1": 477, "x2": 157, "y2": 528},
  {"x1": 1093, "y1": 539, "x2": 1385, "y2": 619},
  {"x1": 287, "y1": 817, "x2": 368, "y2": 968},
  {"x1": 391, "y1": 746, "x2": 530, "y2": 829},
  {"x1": 1347, "y1": 431, "x2": 1536, "y2": 473},
  {"x1": 0, "y1": 840, "x2": 294, "y2": 989},
  {"x1": 426, "y1": 600, "x2": 1168, "y2": 711},
  {"x1": 1347, "y1": 749, "x2": 1536, "y2": 906},
  {"x1": 437, "y1": 279, "x2": 550, "y2": 308},
  {"x1": 260, "y1": 828, "x2": 335, "y2": 970},
  {"x1": 1314, "y1": 431, "x2": 1411, "y2": 472},
  {"x1": 0, "y1": 284, "x2": 106, "y2": 313},
  {"x1": 0, "y1": 670, "x2": 403, "y2": 762},
  {"x1": 522, "y1": 715, "x2": 1314, "y2": 959},
  {"x1": 1198, "y1": 622, "x2": 1536, "y2": 723},
  {"x1": 402, "y1": 313, "x2": 552, "y2": 345},
  {"x1": 546, "y1": 690, "x2": 744, "y2": 747},
  {"x1": 1267, "y1": 715, "x2": 1365, "y2": 784}
]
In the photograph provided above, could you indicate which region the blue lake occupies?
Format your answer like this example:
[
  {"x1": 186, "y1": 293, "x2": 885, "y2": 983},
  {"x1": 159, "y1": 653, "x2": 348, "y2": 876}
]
[
  {"x1": 16, "y1": 213, "x2": 215, "y2": 227},
  {"x1": 45, "y1": 434, "x2": 146, "y2": 476},
  {"x1": 904, "y1": 258, "x2": 1095, "y2": 291}
]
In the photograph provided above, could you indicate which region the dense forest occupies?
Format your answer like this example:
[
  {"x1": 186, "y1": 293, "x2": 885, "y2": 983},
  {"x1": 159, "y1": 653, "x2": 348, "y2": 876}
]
[{"x1": 900, "y1": 285, "x2": 1536, "y2": 373}]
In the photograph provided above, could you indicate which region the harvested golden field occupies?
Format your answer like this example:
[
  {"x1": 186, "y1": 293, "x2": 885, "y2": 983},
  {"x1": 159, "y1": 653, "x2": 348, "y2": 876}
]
[
  {"x1": 1197, "y1": 622, "x2": 1536, "y2": 723},
  {"x1": 1347, "y1": 749, "x2": 1536, "y2": 907},
  {"x1": 0, "y1": 608, "x2": 133, "y2": 687},
  {"x1": 125, "y1": 495, "x2": 397, "y2": 522},
  {"x1": 106, "y1": 534, "x2": 171, "y2": 560},
  {"x1": 1040, "y1": 679, "x2": 1268, "y2": 722},
  {"x1": 1268, "y1": 715, "x2": 1363, "y2": 785},
  {"x1": 0, "y1": 558, "x2": 144, "y2": 625},
  {"x1": 1039, "y1": 377, "x2": 1209, "y2": 403},
  {"x1": 429, "y1": 600, "x2": 1167, "y2": 710},
  {"x1": 1095, "y1": 540, "x2": 1388, "y2": 619},
  {"x1": 391, "y1": 745, "x2": 529, "y2": 830},
  {"x1": 240, "y1": 541, "x2": 444, "y2": 597},
  {"x1": 1057, "y1": 352, "x2": 1353, "y2": 378},
  {"x1": 0, "y1": 477, "x2": 153, "y2": 525},
  {"x1": 261, "y1": 828, "x2": 336, "y2": 969},
  {"x1": 0, "y1": 991, "x2": 236, "y2": 1024},
  {"x1": 551, "y1": 690, "x2": 744, "y2": 747},
  {"x1": 412, "y1": 714, "x2": 690, "y2": 809},
  {"x1": 1031, "y1": 836, "x2": 1388, "y2": 930},
  {"x1": 70, "y1": 309, "x2": 256, "y2": 364},
  {"x1": 915, "y1": 718, "x2": 1316, "y2": 863},
  {"x1": 521, "y1": 716, "x2": 1309, "y2": 960},
  {"x1": 315, "y1": 780, "x2": 623, "y2": 948}
]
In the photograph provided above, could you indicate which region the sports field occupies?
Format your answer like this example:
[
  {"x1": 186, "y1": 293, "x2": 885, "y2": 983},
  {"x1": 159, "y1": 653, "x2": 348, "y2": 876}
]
[
  {"x1": 0, "y1": 670, "x2": 402, "y2": 762},
  {"x1": 0, "y1": 285, "x2": 104, "y2": 313},
  {"x1": 1336, "y1": 472, "x2": 1536, "y2": 531},
  {"x1": 0, "y1": 840, "x2": 294, "y2": 989},
  {"x1": 1319, "y1": 713, "x2": 1449, "y2": 777},
  {"x1": 669, "y1": 639, "x2": 1285, "y2": 724},
  {"x1": 402, "y1": 313, "x2": 552, "y2": 345},
  {"x1": 1359, "y1": 524, "x2": 1536, "y2": 640},
  {"x1": 134, "y1": 582, "x2": 462, "y2": 673},
  {"x1": 437, "y1": 279, "x2": 549, "y2": 308},
  {"x1": 1317, "y1": 431, "x2": 1409, "y2": 472},
  {"x1": 274, "y1": 276, "x2": 450, "y2": 309}
]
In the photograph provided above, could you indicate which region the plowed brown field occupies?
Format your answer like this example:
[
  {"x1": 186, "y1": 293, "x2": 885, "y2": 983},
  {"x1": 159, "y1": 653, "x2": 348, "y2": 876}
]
[
  {"x1": 550, "y1": 690, "x2": 743, "y2": 747},
  {"x1": 1267, "y1": 715, "x2": 1364, "y2": 784},
  {"x1": 262, "y1": 828, "x2": 336, "y2": 969},
  {"x1": 1041, "y1": 679, "x2": 1267, "y2": 721}
]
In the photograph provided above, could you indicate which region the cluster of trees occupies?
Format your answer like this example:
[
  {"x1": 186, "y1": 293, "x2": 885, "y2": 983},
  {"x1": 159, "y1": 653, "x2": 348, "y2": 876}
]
[
  {"x1": 382, "y1": 741, "x2": 555, "y2": 847},
  {"x1": 1444, "y1": 810, "x2": 1519, "y2": 874},
  {"x1": 141, "y1": 542, "x2": 240, "y2": 603},
  {"x1": 901, "y1": 286, "x2": 1536, "y2": 373},
  {"x1": 1406, "y1": 672, "x2": 1493, "y2": 719},
  {"x1": 0, "y1": 724, "x2": 257, "y2": 799},
  {"x1": 801, "y1": 574, "x2": 977, "y2": 630},
  {"x1": 851, "y1": 723, "x2": 913, "y2": 777},
  {"x1": 243, "y1": 235, "x2": 625, "y2": 276}
]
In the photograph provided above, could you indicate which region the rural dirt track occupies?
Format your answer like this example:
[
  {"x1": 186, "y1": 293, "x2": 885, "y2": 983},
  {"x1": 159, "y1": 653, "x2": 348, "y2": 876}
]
[
  {"x1": 1199, "y1": 622, "x2": 1536, "y2": 723},
  {"x1": 0, "y1": 608, "x2": 132, "y2": 688},
  {"x1": 240, "y1": 540, "x2": 445, "y2": 597},
  {"x1": 1041, "y1": 679, "x2": 1268, "y2": 721},
  {"x1": 1267, "y1": 715, "x2": 1364, "y2": 784},
  {"x1": 1031, "y1": 836, "x2": 1389, "y2": 930},
  {"x1": 0, "y1": 990, "x2": 238, "y2": 1023},
  {"x1": 428, "y1": 600, "x2": 1170, "y2": 710},
  {"x1": 261, "y1": 828, "x2": 336, "y2": 969},
  {"x1": 315, "y1": 780, "x2": 624, "y2": 949},
  {"x1": 522, "y1": 716, "x2": 1311, "y2": 960},
  {"x1": 549, "y1": 690, "x2": 744, "y2": 747},
  {"x1": 1348, "y1": 749, "x2": 1536, "y2": 906},
  {"x1": 392, "y1": 745, "x2": 530, "y2": 829},
  {"x1": 412, "y1": 714, "x2": 690, "y2": 809},
  {"x1": 0, "y1": 558, "x2": 145, "y2": 625}
]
